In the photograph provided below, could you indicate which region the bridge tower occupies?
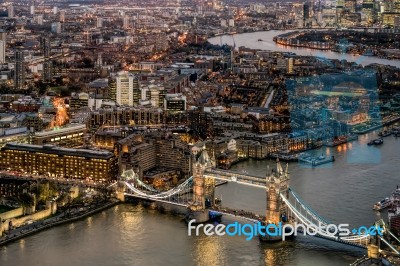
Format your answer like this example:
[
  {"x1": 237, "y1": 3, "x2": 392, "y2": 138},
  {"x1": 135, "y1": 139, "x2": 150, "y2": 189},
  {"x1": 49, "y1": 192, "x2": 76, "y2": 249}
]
[
  {"x1": 265, "y1": 159, "x2": 290, "y2": 227},
  {"x1": 187, "y1": 147, "x2": 216, "y2": 223}
]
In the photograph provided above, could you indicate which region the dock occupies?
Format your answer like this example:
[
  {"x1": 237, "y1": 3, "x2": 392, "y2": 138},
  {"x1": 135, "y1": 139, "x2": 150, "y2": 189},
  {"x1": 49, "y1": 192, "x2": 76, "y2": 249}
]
[
  {"x1": 269, "y1": 153, "x2": 299, "y2": 161},
  {"x1": 298, "y1": 154, "x2": 335, "y2": 167}
]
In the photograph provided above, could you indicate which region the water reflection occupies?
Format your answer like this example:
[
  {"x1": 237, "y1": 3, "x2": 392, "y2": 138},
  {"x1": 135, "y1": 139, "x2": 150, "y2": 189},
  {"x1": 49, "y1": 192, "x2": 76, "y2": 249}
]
[{"x1": 192, "y1": 235, "x2": 227, "y2": 266}]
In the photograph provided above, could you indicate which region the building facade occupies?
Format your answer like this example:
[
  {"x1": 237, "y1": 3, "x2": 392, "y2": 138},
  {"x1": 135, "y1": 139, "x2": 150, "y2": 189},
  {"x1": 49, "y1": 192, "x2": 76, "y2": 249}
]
[
  {"x1": 116, "y1": 72, "x2": 140, "y2": 106},
  {"x1": 0, "y1": 143, "x2": 118, "y2": 181}
]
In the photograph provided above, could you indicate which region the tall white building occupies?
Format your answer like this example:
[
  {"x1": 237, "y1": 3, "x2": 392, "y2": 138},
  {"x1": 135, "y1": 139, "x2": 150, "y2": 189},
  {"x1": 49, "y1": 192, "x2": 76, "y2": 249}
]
[
  {"x1": 30, "y1": 5, "x2": 35, "y2": 15},
  {"x1": 0, "y1": 41, "x2": 5, "y2": 64},
  {"x1": 116, "y1": 72, "x2": 140, "y2": 106}
]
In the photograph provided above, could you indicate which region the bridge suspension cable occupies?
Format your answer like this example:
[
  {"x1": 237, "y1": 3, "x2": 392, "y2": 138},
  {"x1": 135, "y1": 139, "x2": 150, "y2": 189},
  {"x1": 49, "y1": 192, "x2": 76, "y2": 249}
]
[
  {"x1": 124, "y1": 176, "x2": 193, "y2": 200},
  {"x1": 280, "y1": 191, "x2": 370, "y2": 248}
]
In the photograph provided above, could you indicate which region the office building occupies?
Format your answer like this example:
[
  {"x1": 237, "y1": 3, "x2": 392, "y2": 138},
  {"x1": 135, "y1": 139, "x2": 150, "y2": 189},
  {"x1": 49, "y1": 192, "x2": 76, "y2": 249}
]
[
  {"x1": 0, "y1": 41, "x2": 5, "y2": 64},
  {"x1": 7, "y1": 5, "x2": 14, "y2": 18},
  {"x1": 40, "y1": 36, "x2": 52, "y2": 82},
  {"x1": 97, "y1": 17, "x2": 103, "y2": 28},
  {"x1": 164, "y1": 93, "x2": 187, "y2": 112},
  {"x1": 31, "y1": 124, "x2": 87, "y2": 147},
  {"x1": 14, "y1": 44, "x2": 25, "y2": 90},
  {"x1": 51, "y1": 22, "x2": 61, "y2": 34},
  {"x1": 116, "y1": 72, "x2": 140, "y2": 106}
]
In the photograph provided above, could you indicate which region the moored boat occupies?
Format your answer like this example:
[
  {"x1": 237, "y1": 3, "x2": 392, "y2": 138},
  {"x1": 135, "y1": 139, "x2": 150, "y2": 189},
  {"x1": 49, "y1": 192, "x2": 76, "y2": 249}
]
[
  {"x1": 368, "y1": 138, "x2": 383, "y2": 145},
  {"x1": 373, "y1": 197, "x2": 391, "y2": 211}
]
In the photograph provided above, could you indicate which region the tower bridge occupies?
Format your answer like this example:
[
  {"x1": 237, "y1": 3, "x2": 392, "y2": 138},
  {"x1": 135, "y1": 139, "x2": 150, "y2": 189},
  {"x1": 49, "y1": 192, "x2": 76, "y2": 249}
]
[{"x1": 122, "y1": 148, "x2": 400, "y2": 256}]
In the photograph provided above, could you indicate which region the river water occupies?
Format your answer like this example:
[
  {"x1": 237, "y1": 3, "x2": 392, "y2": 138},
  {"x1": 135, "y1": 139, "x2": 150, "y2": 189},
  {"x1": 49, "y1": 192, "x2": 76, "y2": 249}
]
[
  {"x1": 1, "y1": 130, "x2": 399, "y2": 265},
  {"x1": 208, "y1": 30, "x2": 400, "y2": 68}
]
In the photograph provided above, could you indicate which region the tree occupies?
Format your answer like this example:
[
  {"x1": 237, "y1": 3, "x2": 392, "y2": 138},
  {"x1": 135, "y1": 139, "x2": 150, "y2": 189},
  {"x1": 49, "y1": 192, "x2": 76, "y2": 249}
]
[{"x1": 19, "y1": 193, "x2": 35, "y2": 208}]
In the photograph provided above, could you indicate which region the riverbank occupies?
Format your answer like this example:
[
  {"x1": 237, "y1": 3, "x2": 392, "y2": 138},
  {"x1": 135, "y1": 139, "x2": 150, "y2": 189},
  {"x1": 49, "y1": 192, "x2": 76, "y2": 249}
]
[
  {"x1": 208, "y1": 30, "x2": 400, "y2": 68},
  {"x1": 272, "y1": 30, "x2": 400, "y2": 61},
  {"x1": 0, "y1": 199, "x2": 119, "y2": 246}
]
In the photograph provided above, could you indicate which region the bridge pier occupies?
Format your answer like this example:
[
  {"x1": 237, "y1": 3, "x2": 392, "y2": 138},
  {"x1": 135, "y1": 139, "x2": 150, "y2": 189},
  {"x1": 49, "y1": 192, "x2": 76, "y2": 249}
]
[
  {"x1": 367, "y1": 244, "x2": 379, "y2": 259},
  {"x1": 115, "y1": 183, "x2": 126, "y2": 202}
]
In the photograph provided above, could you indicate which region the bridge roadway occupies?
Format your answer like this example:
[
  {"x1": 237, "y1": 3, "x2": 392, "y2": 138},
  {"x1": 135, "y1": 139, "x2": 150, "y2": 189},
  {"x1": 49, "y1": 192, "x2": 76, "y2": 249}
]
[
  {"x1": 124, "y1": 193, "x2": 188, "y2": 207},
  {"x1": 204, "y1": 168, "x2": 266, "y2": 188}
]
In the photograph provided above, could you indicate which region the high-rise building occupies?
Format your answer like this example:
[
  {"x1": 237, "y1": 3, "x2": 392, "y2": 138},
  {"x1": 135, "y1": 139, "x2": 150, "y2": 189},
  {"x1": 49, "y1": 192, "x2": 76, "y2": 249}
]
[
  {"x1": 7, "y1": 5, "x2": 14, "y2": 18},
  {"x1": 35, "y1": 15, "x2": 44, "y2": 25},
  {"x1": 53, "y1": 6, "x2": 58, "y2": 15},
  {"x1": 0, "y1": 30, "x2": 6, "y2": 64},
  {"x1": 97, "y1": 17, "x2": 103, "y2": 28},
  {"x1": 40, "y1": 36, "x2": 52, "y2": 82},
  {"x1": 116, "y1": 72, "x2": 140, "y2": 106},
  {"x1": 0, "y1": 30, "x2": 6, "y2": 42},
  {"x1": 123, "y1": 16, "x2": 130, "y2": 29},
  {"x1": 108, "y1": 77, "x2": 117, "y2": 102},
  {"x1": 14, "y1": 44, "x2": 25, "y2": 90},
  {"x1": 30, "y1": 5, "x2": 35, "y2": 15},
  {"x1": 59, "y1": 10, "x2": 65, "y2": 22},
  {"x1": 51, "y1": 22, "x2": 61, "y2": 34},
  {"x1": 303, "y1": 2, "x2": 311, "y2": 26},
  {"x1": 0, "y1": 41, "x2": 5, "y2": 64}
]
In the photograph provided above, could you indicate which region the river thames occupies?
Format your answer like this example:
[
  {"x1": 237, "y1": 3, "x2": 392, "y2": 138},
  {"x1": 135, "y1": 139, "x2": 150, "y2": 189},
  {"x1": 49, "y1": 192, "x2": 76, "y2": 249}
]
[
  {"x1": 208, "y1": 30, "x2": 400, "y2": 68},
  {"x1": 1, "y1": 130, "x2": 399, "y2": 265}
]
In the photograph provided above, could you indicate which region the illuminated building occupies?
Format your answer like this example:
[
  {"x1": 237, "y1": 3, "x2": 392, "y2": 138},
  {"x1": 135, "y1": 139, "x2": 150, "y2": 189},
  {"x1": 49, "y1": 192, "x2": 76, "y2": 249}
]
[
  {"x1": 345, "y1": 0, "x2": 357, "y2": 12},
  {"x1": 265, "y1": 160, "x2": 289, "y2": 225},
  {"x1": 31, "y1": 124, "x2": 87, "y2": 146},
  {"x1": 164, "y1": 93, "x2": 186, "y2": 112},
  {"x1": 118, "y1": 134, "x2": 193, "y2": 178},
  {"x1": 0, "y1": 143, "x2": 118, "y2": 181},
  {"x1": 40, "y1": 36, "x2": 52, "y2": 83},
  {"x1": 14, "y1": 44, "x2": 25, "y2": 90},
  {"x1": 258, "y1": 115, "x2": 291, "y2": 133},
  {"x1": 108, "y1": 78, "x2": 117, "y2": 102},
  {"x1": 236, "y1": 139, "x2": 268, "y2": 159},
  {"x1": 90, "y1": 106, "x2": 165, "y2": 127},
  {"x1": 382, "y1": 12, "x2": 400, "y2": 26},
  {"x1": 0, "y1": 177, "x2": 36, "y2": 198},
  {"x1": 116, "y1": 72, "x2": 140, "y2": 106},
  {"x1": 0, "y1": 41, "x2": 5, "y2": 64},
  {"x1": 362, "y1": 0, "x2": 376, "y2": 24}
]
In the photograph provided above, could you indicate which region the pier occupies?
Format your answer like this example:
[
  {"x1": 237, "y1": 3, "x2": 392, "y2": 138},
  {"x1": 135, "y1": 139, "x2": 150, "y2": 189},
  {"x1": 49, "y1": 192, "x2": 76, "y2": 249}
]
[{"x1": 298, "y1": 154, "x2": 335, "y2": 167}]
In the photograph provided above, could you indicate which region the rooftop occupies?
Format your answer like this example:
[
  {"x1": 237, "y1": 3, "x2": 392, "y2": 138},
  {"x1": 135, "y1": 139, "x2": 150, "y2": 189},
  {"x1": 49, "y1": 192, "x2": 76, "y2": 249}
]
[{"x1": 2, "y1": 143, "x2": 115, "y2": 160}]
